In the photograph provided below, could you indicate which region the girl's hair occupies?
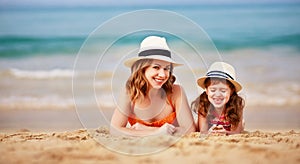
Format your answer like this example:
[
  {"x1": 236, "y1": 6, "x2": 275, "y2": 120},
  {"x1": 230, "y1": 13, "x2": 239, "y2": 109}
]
[
  {"x1": 126, "y1": 59, "x2": 175, "y2": 102},
  {"x1": 191, "y1": 78, "x2": 244, "y2": 129}
]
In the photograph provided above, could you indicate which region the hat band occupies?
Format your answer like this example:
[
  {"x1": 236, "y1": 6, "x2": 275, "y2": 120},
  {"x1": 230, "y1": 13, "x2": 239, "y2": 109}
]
[
  {"x1": 138, "y1": 49, "x2": 171, "y2": 58},
  {"x1": 206, "y1": 71, "x2": 234, "y2": 80}
]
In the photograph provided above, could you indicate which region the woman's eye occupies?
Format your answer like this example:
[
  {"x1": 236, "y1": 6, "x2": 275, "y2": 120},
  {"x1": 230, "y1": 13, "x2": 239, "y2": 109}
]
[
  {"x1": 164, "y1": 67, "x2": 170, "y2": 71},
  {"x1": 153, "y1": 66, "x2": 160, "y2": 69}
]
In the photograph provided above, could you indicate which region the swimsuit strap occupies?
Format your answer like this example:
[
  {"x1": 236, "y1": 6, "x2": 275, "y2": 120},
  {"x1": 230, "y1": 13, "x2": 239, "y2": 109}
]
[{"x1": 166, "y1": 95, "x2": 176, "y2": 112}]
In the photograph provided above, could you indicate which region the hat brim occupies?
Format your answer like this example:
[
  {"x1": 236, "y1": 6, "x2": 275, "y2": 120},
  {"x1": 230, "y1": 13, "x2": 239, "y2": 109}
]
[
  {"x1": 197, "y1": 76, "x2": 242, "y2": 92},
  {"x1": 124, "y1": 55, "x2": 182, "y2": 67}
]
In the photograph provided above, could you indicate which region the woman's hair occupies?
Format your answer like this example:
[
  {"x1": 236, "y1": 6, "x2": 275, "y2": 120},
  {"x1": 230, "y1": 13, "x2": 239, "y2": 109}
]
[
  {"x1": 126, "y1": 59, "x2": 175, "y2": 102},
  {"x1": 191, "y1": 78, "x2": 244, "y2": 129}
]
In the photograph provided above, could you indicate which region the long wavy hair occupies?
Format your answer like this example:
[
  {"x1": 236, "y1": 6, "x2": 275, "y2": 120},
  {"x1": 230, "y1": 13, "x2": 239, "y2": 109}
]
[
  {"x1": 126, "y1": 59, "x2": 176, "y2": 102},
  {"x1": 191, "y1": 78, "x2": 244, "y2": 129}
]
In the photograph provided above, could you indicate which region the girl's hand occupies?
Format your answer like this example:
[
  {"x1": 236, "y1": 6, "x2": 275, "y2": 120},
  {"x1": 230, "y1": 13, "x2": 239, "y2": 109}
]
[
  {"x1": 208, "y1": 124, "x2": 227, "y2": 134},
  {"x1": 156, "y1": 123, "x2": 176, "y2": 135}
]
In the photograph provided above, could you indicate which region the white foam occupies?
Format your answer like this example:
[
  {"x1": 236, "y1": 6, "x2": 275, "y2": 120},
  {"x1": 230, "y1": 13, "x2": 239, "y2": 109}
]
[
  {"x1": 8, "y1": 68, "x2": 74, "y2": 80},
  {"x1": 0, "y1": 95, "x2": 75, "y2": 110}
]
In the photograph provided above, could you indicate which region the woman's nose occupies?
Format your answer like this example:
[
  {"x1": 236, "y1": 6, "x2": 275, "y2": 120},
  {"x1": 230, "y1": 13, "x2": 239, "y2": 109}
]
[{"x1": 158, "y1": 69, "x2": 166, "y2": 77}]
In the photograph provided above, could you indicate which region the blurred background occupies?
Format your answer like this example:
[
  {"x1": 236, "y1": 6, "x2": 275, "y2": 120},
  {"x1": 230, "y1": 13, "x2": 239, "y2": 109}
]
[{"x1": 0, "y1": 0, "x2": 299, "y2": 131}]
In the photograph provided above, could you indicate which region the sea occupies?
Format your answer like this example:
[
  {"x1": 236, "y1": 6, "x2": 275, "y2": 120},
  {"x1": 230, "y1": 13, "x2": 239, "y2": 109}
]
[{"x1": 0, "y1": 3, "x2": 300, "y2": 112}]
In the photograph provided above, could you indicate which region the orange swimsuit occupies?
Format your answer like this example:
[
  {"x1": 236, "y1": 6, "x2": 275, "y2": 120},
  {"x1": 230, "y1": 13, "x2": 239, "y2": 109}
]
[{"x1": 128, "y1": 97, "x2": 176, "y2": 127}]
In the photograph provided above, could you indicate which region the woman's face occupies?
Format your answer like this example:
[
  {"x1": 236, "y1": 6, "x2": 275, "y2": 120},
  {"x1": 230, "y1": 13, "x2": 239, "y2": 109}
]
[
  {"x1": 144, "y1": 59, "x2": 171, "y2": 89},
  {"x1": 206, "y1": 80, "x2": 232, "y2": 110}
]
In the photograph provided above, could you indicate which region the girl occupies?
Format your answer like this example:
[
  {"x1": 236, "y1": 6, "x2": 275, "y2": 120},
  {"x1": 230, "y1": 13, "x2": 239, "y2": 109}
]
[
  {"x1": 110, "y1": 36, "x2": 196, "y2": 136},
  {"x1": 192, "y1": 62, "x2": 245, "y2": 134}
]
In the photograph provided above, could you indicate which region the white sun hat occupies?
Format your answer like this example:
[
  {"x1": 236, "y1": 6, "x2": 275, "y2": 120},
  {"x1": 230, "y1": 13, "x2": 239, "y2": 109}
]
[
  {"x1": 124, "y1": 36, "x2": 182, "y2": 67},
  {"x1": 197, "y1": 62, "x2": 242, "y2": 92}
]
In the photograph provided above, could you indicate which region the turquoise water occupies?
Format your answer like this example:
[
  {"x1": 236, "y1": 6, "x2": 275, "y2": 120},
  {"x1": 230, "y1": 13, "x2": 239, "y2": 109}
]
[{"x1": 0, "y1": 4, "x2": 299, "y2": 58}]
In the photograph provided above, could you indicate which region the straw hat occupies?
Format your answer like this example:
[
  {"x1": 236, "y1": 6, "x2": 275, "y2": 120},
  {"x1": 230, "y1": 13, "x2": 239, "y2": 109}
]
[
  {"x1": 124, "y1": 36, "x2": 182, "y2": 67},
  {"x1": 197, "y1": 62, "x2": 242, "y2": 92}
]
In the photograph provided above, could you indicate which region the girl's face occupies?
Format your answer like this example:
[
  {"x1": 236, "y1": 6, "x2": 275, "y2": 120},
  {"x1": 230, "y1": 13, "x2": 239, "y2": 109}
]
[
  {"x1": 206, "y1": 80, "x2": 232, "y2": 110},
  {"x1": 145, "y1": 59, "x2": 171, "y2": 89}
]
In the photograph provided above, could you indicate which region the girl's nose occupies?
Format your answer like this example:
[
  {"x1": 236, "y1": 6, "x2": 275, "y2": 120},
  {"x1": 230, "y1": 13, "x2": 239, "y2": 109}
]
[{"x1": 215, "y1": 90, "x2": 222, "y2": 96}]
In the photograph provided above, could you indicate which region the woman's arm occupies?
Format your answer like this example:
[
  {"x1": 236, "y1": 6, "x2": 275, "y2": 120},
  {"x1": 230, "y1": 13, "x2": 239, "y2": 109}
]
[
  {"x1": 173, "y1": 85, "x2": 196, "y2": 135},
  {"x1": 110, "y1": 90, "x2": 175, "y2": 137},
  {"x1": 110, "y1": 110, "x2": 176, "y2": 136},
  {"x1": 110, "y1": 108, "x2": 171, "y2": 136}
]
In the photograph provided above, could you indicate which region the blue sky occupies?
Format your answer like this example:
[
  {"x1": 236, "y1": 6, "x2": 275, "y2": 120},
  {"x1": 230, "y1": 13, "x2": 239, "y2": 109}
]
[{"x1": 0, "y1": 0, "x2": 299, "y2": 7}]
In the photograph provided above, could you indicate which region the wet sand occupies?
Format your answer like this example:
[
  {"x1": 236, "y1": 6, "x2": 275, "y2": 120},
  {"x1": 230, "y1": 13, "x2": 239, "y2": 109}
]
[{"x1": 0, "y1": 106, "x2": 298, "y2": 132}]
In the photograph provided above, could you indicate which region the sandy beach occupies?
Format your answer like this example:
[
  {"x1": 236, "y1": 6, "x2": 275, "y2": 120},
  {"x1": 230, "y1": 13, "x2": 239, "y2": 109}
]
[
  {"x1": 0, "y1": 106, "x2": 299, "y2": 164},
  {"x1": 0, "y1": 126, "x2": 299, "y2": 164}
]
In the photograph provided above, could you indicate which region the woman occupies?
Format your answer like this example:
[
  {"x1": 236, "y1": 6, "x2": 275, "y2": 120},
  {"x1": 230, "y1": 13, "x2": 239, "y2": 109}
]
[
  {"x1": 110, "y1": 36, "x2": 196, "y2": 136},
  {"x1": 191, "y1": 62, "x2": 245, "y2": 134}
]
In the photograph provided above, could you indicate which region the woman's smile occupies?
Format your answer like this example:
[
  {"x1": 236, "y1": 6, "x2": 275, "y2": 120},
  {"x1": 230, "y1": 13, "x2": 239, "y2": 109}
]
[{"x1": 145, "y1": 59, "x2": 171, "y2": 89}]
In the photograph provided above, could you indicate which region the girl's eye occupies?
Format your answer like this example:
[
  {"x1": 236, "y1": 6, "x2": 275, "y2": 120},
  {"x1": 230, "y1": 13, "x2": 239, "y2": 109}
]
[
  {"x1": 210, "y1": 89, "x2": 216, "y2": 92},
  {"x1": 221, "y1": 89, "x2": 228, "y2": 93},
  {"x1": 164, "y1": 67, "x2": 170, "y2": 71}
]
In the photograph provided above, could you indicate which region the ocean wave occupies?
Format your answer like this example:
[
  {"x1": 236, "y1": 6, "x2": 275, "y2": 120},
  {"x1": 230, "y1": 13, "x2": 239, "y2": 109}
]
[
  {"x1": 0, "y1": 93, "x2": 116, "y2": 110},
  {"x1": 1, "y1": 68, "x2": 117, "y2": 80},
  {"x1": 0, "y1": 95, "x2": 75, "y2": 110},
  {"x1": 243, "y1": 82, "x2": 300, "y2": 107},
  {"x1": 5, "y1": 68, "x2": 74, "y2": 80}
]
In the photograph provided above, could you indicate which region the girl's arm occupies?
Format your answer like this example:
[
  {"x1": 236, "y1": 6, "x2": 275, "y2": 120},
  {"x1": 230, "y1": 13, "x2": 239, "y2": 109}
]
[
  {"x1": 226, "y1": 110, "x2": 244, "y2": 135},
  {"x1": 198, "y1": 114, "x2": 208, "y2": 133},
  {"x1": 209, "y1": 110, "x2": 244, "y2": 135},
  {"x1": 173, "y1": 85, "x2": 196, "y2": 135}
]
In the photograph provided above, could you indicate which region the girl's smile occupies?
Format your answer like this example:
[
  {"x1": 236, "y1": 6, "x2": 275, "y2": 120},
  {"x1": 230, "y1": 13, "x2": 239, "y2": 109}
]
[{"x1": 206, "y1": 81, "x2": 231, "y2": 110}]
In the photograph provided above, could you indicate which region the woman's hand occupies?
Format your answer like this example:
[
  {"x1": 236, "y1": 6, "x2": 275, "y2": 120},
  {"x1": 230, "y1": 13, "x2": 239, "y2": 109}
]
[
  {"x1": 130, "y1": 123, "x2": 151, "y2": 130},
  {"x1": 156, "y1": 123, "x2": 176, "y2": 135},
  {"x1": 131, "y1": 123, "x2": 176, "y2": 135}
]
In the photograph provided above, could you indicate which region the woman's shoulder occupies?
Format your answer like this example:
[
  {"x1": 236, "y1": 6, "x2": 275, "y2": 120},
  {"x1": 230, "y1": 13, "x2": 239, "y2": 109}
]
[
  {"x1": 171, "y1": 84, "x2": 186, "y2": 97},
  {"x1": 172, "y1": 84, "x2": 182, "y2": 91}
]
